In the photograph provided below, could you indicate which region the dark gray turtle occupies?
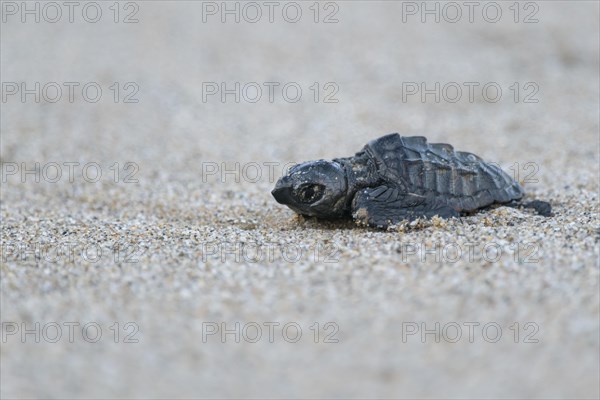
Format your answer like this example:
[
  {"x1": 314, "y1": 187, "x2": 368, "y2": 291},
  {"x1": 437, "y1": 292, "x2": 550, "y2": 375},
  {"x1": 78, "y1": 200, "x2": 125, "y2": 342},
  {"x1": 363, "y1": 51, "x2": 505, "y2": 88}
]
[{"x1": 271, "y1": 133, "x2": 551, "y2": 229}]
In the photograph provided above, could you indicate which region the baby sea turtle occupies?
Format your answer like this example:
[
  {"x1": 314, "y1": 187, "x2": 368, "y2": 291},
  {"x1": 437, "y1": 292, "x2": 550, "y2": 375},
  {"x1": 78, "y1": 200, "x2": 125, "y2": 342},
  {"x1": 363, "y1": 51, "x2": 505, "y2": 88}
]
[{"x1": 271, "y1": 133, "x2": 551, "y2": 229}]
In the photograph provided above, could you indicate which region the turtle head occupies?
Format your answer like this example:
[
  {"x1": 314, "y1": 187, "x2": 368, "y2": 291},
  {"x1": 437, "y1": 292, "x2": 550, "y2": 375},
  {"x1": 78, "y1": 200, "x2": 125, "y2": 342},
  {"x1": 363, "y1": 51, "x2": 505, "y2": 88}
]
[{"x1": 271, "y1": 160, "x2": 348, "y2": 218}]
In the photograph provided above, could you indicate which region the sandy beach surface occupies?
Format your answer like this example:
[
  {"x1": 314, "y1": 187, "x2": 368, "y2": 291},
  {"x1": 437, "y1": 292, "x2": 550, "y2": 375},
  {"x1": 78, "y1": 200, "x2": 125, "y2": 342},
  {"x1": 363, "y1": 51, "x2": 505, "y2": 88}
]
[{"x1": 1, "y1": 1, "x2": 599, "y2": 398}]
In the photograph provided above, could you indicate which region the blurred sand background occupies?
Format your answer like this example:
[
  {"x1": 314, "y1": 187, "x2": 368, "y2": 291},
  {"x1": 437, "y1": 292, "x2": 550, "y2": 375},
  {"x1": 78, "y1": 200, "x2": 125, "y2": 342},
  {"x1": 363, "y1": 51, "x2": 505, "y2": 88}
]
[{"x1": 1, "y1": 1, "x2": 599, "y2": 398}]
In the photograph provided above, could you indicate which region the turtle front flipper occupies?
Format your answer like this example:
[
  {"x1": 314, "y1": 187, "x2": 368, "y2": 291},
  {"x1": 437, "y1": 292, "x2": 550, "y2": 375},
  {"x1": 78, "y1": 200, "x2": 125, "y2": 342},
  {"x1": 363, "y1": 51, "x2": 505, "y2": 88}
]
[{"x1": 351, "y1": 185, "x2": 459, "y2": 229}]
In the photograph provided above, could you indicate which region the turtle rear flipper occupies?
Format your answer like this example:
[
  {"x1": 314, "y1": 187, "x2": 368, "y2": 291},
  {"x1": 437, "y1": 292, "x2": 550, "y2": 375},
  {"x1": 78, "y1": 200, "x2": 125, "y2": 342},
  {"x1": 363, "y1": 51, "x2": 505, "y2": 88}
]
[
  {"x1": 351, "y1": 185, "x2": 459, "y2": 229},
  {"x1": 503, "y1": 199, "x2": 553, "y2": 217}
]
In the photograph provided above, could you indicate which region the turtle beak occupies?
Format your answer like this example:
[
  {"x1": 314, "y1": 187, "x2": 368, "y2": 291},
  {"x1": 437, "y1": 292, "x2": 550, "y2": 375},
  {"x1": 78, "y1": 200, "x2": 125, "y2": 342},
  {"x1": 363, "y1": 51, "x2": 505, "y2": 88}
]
[{"x1": 271, "y1": 177, "x2": 293, "y2": 205}]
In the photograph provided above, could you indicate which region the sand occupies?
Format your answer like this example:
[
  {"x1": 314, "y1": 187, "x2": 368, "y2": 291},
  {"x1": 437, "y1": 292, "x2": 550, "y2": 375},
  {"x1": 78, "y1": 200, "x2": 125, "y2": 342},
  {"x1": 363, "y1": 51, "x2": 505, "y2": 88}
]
[{"x1": 1, "y1": 1, "x2": 599, "y2": 398}]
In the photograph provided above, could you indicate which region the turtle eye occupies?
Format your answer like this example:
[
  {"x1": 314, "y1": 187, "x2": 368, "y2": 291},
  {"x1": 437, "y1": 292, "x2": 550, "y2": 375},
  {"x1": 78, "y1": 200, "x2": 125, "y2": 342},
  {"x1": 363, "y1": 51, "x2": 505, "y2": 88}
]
[{"x1": 295, "y1": 184, "x2": 325, "y2": 204}]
